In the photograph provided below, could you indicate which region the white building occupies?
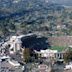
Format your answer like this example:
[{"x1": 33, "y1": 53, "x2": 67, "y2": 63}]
[
  {"x1": 40, "y1": 49, "x2": 58, "y2": 58},
  {"x1": 35, "y1": 49, "x2": 57, "y2": 58},
  {"x1": 35, "y1": 49, "x2": 64, "y2": 60},
  {"x1": 9, "y1": 36, "x2": 22, "y2": 54}
]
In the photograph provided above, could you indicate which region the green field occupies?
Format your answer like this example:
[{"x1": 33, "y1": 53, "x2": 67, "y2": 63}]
[{"x1": 51, "y1": 46, "x2": 66, "y2": 52}]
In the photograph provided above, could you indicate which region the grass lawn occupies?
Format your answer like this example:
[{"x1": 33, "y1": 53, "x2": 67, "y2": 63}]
[{"x1": 51, "y1": 46, "x2": 66, "y2": 52}]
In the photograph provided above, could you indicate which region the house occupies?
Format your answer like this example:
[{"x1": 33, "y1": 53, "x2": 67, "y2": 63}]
[
  {"x1": 34, "y1": 49, "x2": 64, "y2": 61},
  {"x1": 35, "y1": 49, "x2": 57, "y2": 58}
]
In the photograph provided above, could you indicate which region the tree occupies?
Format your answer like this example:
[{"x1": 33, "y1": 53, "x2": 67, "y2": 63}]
[
  {"x1": 2, "y1": 27, "x2": 9, "y2": 37},
  {"x1": 23, "y1": 48, "x2": 31, "y2": 63},
  {"x1": 64, "y1": 50, "x2": 72, "y2": 63},
  {"x1": 9, "y1": 23, "x2": 16, "y2": 31}
]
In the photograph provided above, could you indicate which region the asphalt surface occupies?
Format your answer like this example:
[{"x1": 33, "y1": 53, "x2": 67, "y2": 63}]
[
  {"x1": 0, "y1": 61, "x2": 23, "y2": 72},
  {"x1": 63, "y1": 70, "x2": 72, "y2": 72}
]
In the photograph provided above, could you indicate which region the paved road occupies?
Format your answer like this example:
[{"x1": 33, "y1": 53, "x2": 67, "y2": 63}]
[
  {"x1": 1, "y1": 61, "x2": 23, "y2": 72},
  {"x1": 63, "y1": 70, "x2": 72, "y2": 72}
]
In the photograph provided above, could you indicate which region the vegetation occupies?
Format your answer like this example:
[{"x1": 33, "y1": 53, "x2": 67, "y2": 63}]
[
  {"x1": 23, "y1": 48, "x2": 31, "y2": 63},
  {"x1": 23, "y1": 48, "x2": 37, "y2": 63},
  {"x1": 0, "y1": 1, "x2": 72, "y2": 40},
  {"x1": 51, "y1": 46, "x2": 66, "y2": 52},
  {"x1": 64, "y1": 50, "x2": 72, "y2": 63}
]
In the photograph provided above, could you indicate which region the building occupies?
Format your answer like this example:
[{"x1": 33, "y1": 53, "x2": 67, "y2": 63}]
[
  {"x1": 35, "y1": 49, "x2": 57, "y2": 58},
  {"x1": 8, "y1": 33, "x2": 36, "y2": 54},
  {"x1": 35, "y1": 49, "x2": 64, "y2": 61},
  {"x1": 9, "y1": 36, "x2": 22, "y2": 54}
]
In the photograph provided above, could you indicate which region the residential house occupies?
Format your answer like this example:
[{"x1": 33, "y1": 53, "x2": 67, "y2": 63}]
[{"x1": 34, "y1": 49, "x2": 64, "y2": 61}]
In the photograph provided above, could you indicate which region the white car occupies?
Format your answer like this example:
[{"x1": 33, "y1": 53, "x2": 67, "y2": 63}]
[
  {"x1": 64, "y1": 64, "x2": 72, "y2": 70},
  {"x1": 22, "y1": 66, "x2": 25, "y2": 70}
]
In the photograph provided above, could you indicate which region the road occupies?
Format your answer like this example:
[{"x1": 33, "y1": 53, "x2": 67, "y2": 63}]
[
  {"x1": 63, "y1": 70, "x2": 72, "y2": 72},
  {"x1": 1, "y1": 61, "x2": 23, "y2": 72}
]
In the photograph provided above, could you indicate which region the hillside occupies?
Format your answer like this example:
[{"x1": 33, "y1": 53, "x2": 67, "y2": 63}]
[
  {"x1": 48, "y1": 0, "x2": 72, "y2": 6},
  {"x1": 0, "y1": 0, "x2": 64, "y2": 18},
  {"x1": 0, "y1": 0, "x2": 72, "y2": 41}
]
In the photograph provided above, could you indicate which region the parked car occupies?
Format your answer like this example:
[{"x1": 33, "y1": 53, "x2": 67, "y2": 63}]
[
  {"x1": 64, "y1": 64, "x2": 72, "y2": 70},
  {"x1": 0, "y1": 56, "x2": 10, "y2": 62},
  {"x1": 8, "y1": 59, "x2": 20, "y2": 67}
]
